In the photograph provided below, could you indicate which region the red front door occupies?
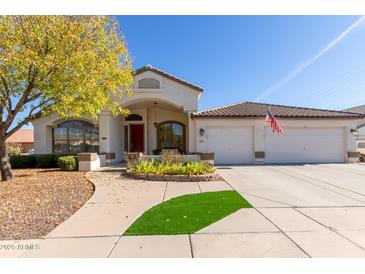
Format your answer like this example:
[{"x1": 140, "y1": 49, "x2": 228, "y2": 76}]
[{"x1": 130, "y1": 124, "x2": 144, "y2": 152}]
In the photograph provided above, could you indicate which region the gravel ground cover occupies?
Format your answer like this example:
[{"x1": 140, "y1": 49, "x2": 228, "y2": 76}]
[{"x1": 0, "y1": 169, "x2": 94, "y2": 240}]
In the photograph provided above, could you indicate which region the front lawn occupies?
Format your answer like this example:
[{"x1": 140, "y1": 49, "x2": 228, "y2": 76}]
[{"x1": 123, "y1": 190, "x2": 252, "y2": 236}]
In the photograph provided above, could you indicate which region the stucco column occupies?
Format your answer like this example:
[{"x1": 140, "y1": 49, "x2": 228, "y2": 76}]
[
  {"x1": 98, "y1": 112, "x2": 110, "y2": 154},
  {"x1": 254, "y1": 124, "x2": 265, "y2": 164},
  {"x1": 33, "y1": 123, "x2": 53, "y2": 154},
  {"x1": 99, "y1": 111, "x2": 123, "y2": 163},
  {"x1": 187, "y1": 111, "x2": 196, "y2": 153},
  {"x1": 346, "y1": 124, "x2": 359, "y2": 163}
]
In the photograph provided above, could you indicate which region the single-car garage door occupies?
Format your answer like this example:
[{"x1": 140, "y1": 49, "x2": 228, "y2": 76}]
[
  {"x1": 265, "y1": 127, "x2": 345, "y2": 163},
  {"x1": 207, "y1": 126, "x2": 253, "y2": 164}
]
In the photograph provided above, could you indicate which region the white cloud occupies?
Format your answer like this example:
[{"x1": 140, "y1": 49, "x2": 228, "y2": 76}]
[{"x1": 254, "y1": 16, "x2": 365, "y2": 102}]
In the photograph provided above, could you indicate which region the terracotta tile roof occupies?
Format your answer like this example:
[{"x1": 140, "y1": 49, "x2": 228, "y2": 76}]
[
  {"x1": 134, "y1": 65, "x2": 204, "y2": 92},
  {"x1": 191, "y1": 102, "x2": 365, "y2": 119},
  {"x1": 6, "y1": 129, "x2": 34, "y2": 143}
]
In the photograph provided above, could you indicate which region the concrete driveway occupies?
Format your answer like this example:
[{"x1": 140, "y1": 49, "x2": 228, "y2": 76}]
[{"x1": 208, "y1": 163, "x2": 365, "y2": 257}]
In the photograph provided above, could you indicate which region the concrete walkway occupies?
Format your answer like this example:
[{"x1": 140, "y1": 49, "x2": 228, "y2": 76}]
[{"x1": 3, "y1": 163, "x2": 365, "y2": 258}]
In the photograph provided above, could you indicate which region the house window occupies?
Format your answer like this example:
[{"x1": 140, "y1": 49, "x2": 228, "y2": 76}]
[
  {"x1": 138, "y1": 78, "x2": 160, "y2": 89},
  {"x1": 157, "y1": 121, "x2": 185, "y2": 153},
  {"x1": 358, "y1": 142, "x2": 365, "y2": 149},
  {"x1": 53, "y1": 120, "x2": 99, "y2": 154},
  {"x1": 125, "y1": 114, "x2": 143, "y2": 121}
]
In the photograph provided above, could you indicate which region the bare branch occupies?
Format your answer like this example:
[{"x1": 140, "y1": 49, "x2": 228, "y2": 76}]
[
  {"x1": 29, "y1": 97, "x2": 53, "y2": 113},
  {"x1": 27, "y1": 64, "x2": 34, "y2": 84},
  {"x1": 3, "y1": 83, "x2": 34, "y2": 130}
]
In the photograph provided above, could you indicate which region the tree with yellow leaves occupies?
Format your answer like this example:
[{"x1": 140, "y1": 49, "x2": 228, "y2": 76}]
[{"x1": 0, "y1": 16, "x2": 134, "y2": 181}]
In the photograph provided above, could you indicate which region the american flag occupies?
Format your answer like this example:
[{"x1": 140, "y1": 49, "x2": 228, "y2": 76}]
[{"x1": 265, "y1": 109, "x2": 283, "y2": 134}]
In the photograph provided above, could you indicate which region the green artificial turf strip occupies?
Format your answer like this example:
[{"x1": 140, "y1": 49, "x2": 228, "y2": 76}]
[{"x1": 123, "y1": 190, "x2": 252, "y2": 236}]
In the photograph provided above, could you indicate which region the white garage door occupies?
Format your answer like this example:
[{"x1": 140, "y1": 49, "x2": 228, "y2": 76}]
[
  {"x1": 207, "y1": 126, "x2": 253, "y2": 164},
  {"x1": 265, "y1": 127, "x2": 345, "y2": 163}
]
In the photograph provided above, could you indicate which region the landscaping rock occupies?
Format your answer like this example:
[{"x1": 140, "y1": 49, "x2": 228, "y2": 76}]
[{"x1": 0, "y1": 168, "x2": 94, "y2": 240}]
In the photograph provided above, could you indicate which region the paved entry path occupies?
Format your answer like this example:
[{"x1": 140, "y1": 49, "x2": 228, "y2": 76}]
[{"x1": 3, "y1": 163, "x2": 365, "y2": 258}]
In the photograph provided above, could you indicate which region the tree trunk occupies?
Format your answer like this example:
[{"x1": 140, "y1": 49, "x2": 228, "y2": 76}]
[{"x1": 0, "y1": 139, "x2": 13, "y2": 181}]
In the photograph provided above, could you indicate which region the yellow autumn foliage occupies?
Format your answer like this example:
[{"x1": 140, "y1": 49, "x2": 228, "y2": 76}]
[{"x1": 0, "y1": 16, "x2": 134, "y2": 122}]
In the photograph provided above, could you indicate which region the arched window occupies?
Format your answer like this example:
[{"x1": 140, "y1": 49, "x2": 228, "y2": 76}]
[
  {"x1": 53, "y1": 120, "x2": 99, "y2": 154},
  {"x1": 125, "y1": 114, "x2": 143, "y2": 121},
  {"x1": 138, "y1": 78, "x2": 160, "y2": 89},
  {"x1": 157, "y1": 121, "x2": 185, "y2": 153}
]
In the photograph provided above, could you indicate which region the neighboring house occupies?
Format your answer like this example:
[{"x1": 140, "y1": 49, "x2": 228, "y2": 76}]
[
  {"x1": 6, "y1": 129, "x2": 34, "y2": 153},
  {"x1": 32, "y1": 65, "x2": 364, "y2": 165},
  {"x1": 344, "y1": 104, "x2": 365, "y2": 154}
]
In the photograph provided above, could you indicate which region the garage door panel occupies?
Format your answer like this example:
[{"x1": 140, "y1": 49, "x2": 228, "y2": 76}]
[
  {"x1": 207, "y1": 126, "x2": 253, "y2": 164},
  {"x1": 265, "y1": 127, "x2": 345, "y2": 163}
]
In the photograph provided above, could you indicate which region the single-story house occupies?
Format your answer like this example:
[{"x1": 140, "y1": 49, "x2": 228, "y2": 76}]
[
  {"x1": 6, "y1": 129, "x2": 34, "y2": 153},
  {"x1": 32, "y1": 65, "x2": 364, "y2": 165}
]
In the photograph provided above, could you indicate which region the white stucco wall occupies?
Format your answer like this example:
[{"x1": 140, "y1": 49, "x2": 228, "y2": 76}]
[{"x1": 358, "y1": 126, "x2": 365, "y2": 141}]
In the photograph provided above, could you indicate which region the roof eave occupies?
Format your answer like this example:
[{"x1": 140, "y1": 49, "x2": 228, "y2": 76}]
[
  {"x1": 134, "y1": 66, "x2": 204, "y2": 92},
  {"x1": 191, "y1": 115, "x2": 364, "y2": 119}
]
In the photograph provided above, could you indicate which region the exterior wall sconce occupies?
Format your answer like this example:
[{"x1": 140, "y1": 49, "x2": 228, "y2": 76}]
[
  {"x1": 199, "y1": 128, "x2": 205, "y2": 136},
  {"x1": 350, "y1": 128, "x2": 358, "y2": 137}
]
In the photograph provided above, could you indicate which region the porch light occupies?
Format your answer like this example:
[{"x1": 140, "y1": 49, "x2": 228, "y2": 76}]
[
  {"x1": 153, "y1": 102, "x2": 158, "y2": 128},
  {"x1": 350, "y1": 128, "x2": 358, "y2": 137},
  {"x1": 199, "y1": 128, "x2": 205, "y2": 136}
]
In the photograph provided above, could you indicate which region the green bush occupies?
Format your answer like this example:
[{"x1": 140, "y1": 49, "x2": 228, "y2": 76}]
[
  {"x1": 57, "y1": 156, "x2": 78, "y2": 171},
  {"x1": 9, "y1": 154, "x2": 75, "y2": 169},
  {"x1": 36, "y1": 154, "x2": 57, "y2": 168},
  {"x1": 131, "y1": 160, "x2": 214, "y2": 175},
  {"x1": 9, "y1": 155, "x2": 37, "y2": 169}
]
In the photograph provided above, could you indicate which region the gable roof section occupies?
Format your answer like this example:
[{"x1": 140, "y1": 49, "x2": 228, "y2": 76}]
[
  {"x1": 344, "y1": 104, "x2": 365, "y2": 114},
  {"x1": 192, "y1": 101, "x2": 365, "y2": 119},
  {"x1": 134, "y1": 65, "x2": 204, "y2": 92},
  {"x1": 6, "y1": 129, "x2": 34, "y2": 143}
]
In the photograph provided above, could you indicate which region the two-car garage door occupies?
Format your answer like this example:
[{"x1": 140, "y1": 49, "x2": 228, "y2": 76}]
[
  {"x1": 264, "y1": 127, "x2": 345, "y2": 163},
  {"x1": 205, "y1": 126, "x2": 345, "y2": 164}
]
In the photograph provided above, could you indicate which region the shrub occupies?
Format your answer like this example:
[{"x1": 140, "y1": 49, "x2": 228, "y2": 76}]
[
  {"x1": 57, "y1": 156, "x2": 78, "y2": 171},
  {"x1": 131, "y1": 160, "x2": 214, "y2": 175},
  {"x1": 36, "y1": 154, "x2": 57, "y2": 168},
  {"x1": 9, "y1": 154, "x2": 75, "y2": 169},
  {"x1": 9, "y1": 155, "x2": 37, "y2": 169},
  {"x1": 6, "y1": 143, "x2": 23, "y2": 156},
  {"x1": 160, "y1": 150, "x2": 182, "y2": 165}
]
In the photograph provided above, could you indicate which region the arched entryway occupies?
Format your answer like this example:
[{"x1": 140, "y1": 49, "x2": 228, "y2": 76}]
[{"x1": 122, "y1": 100, "x2": 189, "y2": 154}]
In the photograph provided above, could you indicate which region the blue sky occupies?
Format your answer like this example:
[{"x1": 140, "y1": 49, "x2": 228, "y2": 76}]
[{"x1": 117, "y1": 15, "x2": 365, "y2": 111}]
